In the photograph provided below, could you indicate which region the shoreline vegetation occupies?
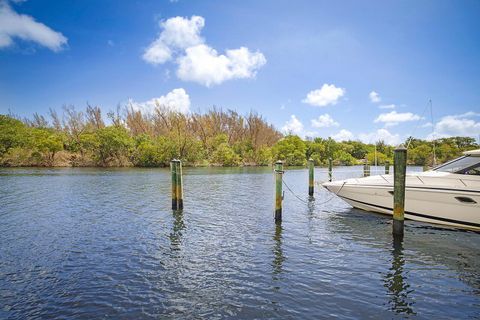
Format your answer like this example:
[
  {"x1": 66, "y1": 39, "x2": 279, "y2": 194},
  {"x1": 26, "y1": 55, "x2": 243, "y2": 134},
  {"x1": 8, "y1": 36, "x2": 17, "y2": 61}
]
[{"x1": 1, "y1": 105, "x2": 478, "y2": 168}]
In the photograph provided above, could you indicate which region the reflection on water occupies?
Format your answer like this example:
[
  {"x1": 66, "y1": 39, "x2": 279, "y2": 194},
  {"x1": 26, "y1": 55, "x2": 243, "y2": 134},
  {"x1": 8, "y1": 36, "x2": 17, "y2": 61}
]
[
  {"x1": 306, "y1": 199, "x2": 316, "y2": 244},
  {"x1": 272, "y1": 222, "x2": 285, "y2": 277},
  {"x1": 0, "y1": 167, "x2": 479, "y2": 319},
  {"x1": 169, "y1": 209, "x2": 185, "y2": 251},
  {"x1": 270, "y1": 221, "x2": 285, "y2": 313},
  {"x1": 384, "y1": 234, "x2": 415, "y2": 315}
]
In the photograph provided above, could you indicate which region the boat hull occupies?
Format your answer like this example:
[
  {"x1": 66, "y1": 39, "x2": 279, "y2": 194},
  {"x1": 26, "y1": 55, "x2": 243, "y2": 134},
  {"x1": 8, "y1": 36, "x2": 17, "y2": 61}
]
[{"x1": 323, "y1": 176, "x2": 480, "y2": 231}]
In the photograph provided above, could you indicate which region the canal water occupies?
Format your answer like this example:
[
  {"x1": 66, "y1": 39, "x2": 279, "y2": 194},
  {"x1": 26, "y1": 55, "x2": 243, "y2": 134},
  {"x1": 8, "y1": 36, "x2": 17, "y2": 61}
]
[{"x1": 1, "y1": 167, "x2": 479, "y2": 319}]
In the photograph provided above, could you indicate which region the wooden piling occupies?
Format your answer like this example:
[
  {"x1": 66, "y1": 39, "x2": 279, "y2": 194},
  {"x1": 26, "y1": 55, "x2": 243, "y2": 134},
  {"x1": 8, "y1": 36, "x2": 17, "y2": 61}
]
[
  {"x1": 363, "y1": 159, "x2": 370, "y2": 177},
  {"x1": 385, "y1": 161, "x2": 390, "y2": 175},
  {"x1": 176, "y1": 160, "x2": 184, "y2": 210},
  {"x1": 274, "y1": 161, "x2": 283, "y2": 222},
  {"x1": 171, "y1": 159, "x2": 183, "y2": 210},
  {"x1": 171, "y1": 160, "x2": 178, "y2": 210},
  {"x1": 328, "y1": 158, "x2": 333, "y2": 182},
  {"x1": 308, "y1": 158, "x2": 314, "y2": 196},
  {"x1": 393, "y1": 145, "x2": 407, "y2": 236}
]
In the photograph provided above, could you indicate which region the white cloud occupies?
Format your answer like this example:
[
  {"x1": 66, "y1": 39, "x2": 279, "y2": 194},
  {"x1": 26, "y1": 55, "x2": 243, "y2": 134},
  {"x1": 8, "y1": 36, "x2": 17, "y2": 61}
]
[
  {"x1": 421, "y1": 122, "x2": 433, "y2": 128},
  {"x1": 369, "y1": 91, "x2": 381, "y2": 103},
  {"x1": 311, "y1": 114, "x2": 339, "y2": 128},
  {"x1": 143, "y1": 40, "x2": 172, "y2": 65},
  {"x1": 0, "y1": 2, "x2": 67, "y2": 51},
  {"x1": 427, "y1": 112, "x2": 480, "y2": 139},
  {"x1": 176, "y1": 44, "x2": 266, "y2": 87},
  {"x1": 331, "y1": 129, "x2": 354, "y2": 141},
  {"x1": 281, "y1": 115, "x2": 304, "y2": 136},
  {"x1": 374, "y1": 110, "x2": 421, "y2": 126},
  {"x1": 130, "y1": 88, "x2": 191, "y2": 114},
  {"x1": 302, "y1": 84, "x2": 346, "y2": 107},
  {"x1": 358, "y1": 128, "x2": 401, "y2": 145},
  {"x1": 142, "y1": 15, "x2": 266, "y2": 86},
  {"x1": 455, "y1": 111, "x2": 480, "y2": 118},
  {"x1": 303, "y1": 131, "x2": 318, "y2": 138},
  {"x1": 143, "y1": 15, "x2": 204, "y2": 65},
  {"x1": 331, "y1": 128, "x2": 401, "y2": 145},
  {"x1": 379, "y1": 104, "x2": 395, "y2": 109}
]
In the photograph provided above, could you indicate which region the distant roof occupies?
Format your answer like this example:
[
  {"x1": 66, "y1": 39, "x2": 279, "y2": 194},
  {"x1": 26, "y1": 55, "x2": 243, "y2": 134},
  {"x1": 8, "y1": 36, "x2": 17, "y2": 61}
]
[{"x1": 463, "y1": 149, "x2": 480, "y2": 156}]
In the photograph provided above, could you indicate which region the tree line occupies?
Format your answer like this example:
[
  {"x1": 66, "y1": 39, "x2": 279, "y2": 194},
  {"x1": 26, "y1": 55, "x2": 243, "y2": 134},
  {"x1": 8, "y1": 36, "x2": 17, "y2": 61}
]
[{"x1": 0, "y1": 105, "x2": 478, "y2": 167}]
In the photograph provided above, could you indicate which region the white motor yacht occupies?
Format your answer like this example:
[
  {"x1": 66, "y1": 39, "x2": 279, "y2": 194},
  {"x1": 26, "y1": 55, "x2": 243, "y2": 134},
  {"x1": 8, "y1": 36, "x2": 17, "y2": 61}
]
[{"x1": 323, "y1": 149, "x2": 480, "y2": 230}]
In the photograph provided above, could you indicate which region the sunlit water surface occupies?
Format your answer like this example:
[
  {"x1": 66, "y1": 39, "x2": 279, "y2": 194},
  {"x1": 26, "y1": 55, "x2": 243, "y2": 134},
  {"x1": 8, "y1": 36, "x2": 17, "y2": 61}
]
[{"x1": 1, "y1": 167, "x2": 479, "y2": 319}]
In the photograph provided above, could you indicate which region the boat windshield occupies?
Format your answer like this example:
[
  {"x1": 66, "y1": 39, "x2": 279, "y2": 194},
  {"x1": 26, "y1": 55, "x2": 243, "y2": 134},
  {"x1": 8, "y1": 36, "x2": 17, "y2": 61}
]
[{"x1": 434, "y1": 155, "x2": 480, "y2": 175}]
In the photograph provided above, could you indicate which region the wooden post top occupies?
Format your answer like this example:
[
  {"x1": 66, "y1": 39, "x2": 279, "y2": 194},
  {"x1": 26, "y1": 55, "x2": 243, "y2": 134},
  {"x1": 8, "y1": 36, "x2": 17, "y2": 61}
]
[{"x1": 395, "y1": 144, "x2": 407, "y2": 151}]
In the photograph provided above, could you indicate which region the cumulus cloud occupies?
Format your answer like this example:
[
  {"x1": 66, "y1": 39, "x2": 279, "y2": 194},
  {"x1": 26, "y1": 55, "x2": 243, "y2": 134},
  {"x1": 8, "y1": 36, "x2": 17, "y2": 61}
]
[
  {"x1": 358, "y1": 128, "x2": 401, "y2": 145},
  {"x1": 369, "y1": 91, "x2": 381, "y2": 103},
  {"x1": 456, "y1": 111, "x2": 480, "y2": 118},
  {"x1": 142, "y1": 15, "x2": 266, "y2": 86},
  {"x1": 302, "y1": 84, "x2": 346, "y2": 107},
  {"x1": 427, "y1": 112, "x2": 480, "y2": 139},
  {"x1": 129, "y1": 88, "x2": 191, "y2": 114},
  {"x1": 331, "y1": 129, "x2": 354, "y2": 142},
  {"x1": 281, "y1": 115, "x2": 304, "y2": 136},
  {"x1": 331, "y1": 128, "x2": 401, "y2": 145},
  {"x1": 0, "y1": 2, "x2": 67, "y2": 51},
  {"x1": 374, "y1": 110, "x2": 421, "y2": 126},
  {"x1": 143, "y1": 15, "x2": 204, "y2": 64},
  {"x1": 311, "y1": 114, "x2": 339, "y2": 128},
  {"x1": 176, "y1": 45, "x2": 266, "y2": 87},
  {"x1": 379, "y1": 104, "x2": 395, "y2": 109}
]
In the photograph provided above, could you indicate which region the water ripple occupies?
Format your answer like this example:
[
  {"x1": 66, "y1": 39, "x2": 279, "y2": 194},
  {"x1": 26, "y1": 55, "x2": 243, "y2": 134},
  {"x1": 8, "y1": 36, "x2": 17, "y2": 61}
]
[{"x1": 0, "y1": 167, "x2": 479, "y2": 319}]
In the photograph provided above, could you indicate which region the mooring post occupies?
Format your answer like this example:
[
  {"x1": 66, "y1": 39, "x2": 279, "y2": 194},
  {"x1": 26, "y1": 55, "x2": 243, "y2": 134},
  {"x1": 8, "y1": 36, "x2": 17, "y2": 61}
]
[
  {"x1": 393, "y1": 145, "x2": 407, "y2": 236},
  {"x1": 170, "y1": 159, "x2": 183, "y2": 210},
  {"x1": 363, "y1": 158, "x2": 370, "y2": 177},
  {"x1": 308, "y1": 158, "x2": 314, "y2": 196},
  {"x1": 328, "y1": 158, "x2": 333, "y2": 182},
  {"x1": 385, "y1": 161, "x2": 390, "y2": 175},
  {"x1": 176, "y1": 159, "x2": 184, "y2": 210},
  {"x1": 171, "y1": 159, "x2": 178, "y2": 210},
  {"x1": 274, "y1": 160, "x2": 284, "y2": 222}
]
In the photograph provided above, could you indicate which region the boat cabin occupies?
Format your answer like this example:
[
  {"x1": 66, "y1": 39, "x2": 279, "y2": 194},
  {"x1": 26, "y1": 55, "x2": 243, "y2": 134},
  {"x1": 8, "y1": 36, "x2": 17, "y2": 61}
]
[{"x1": 433, "y1": 149, "x2": 480, "y2": 175}]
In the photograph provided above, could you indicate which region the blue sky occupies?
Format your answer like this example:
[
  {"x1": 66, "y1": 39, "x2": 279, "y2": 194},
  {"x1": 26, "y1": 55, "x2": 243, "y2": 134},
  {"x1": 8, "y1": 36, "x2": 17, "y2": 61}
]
[{"x1": 1, "y1": 0, "x2": 479, "y2": 144}]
